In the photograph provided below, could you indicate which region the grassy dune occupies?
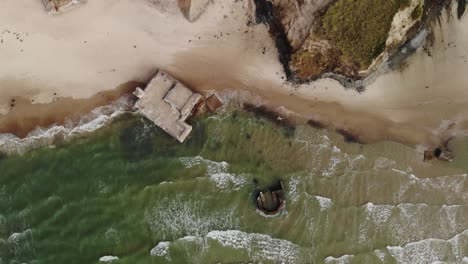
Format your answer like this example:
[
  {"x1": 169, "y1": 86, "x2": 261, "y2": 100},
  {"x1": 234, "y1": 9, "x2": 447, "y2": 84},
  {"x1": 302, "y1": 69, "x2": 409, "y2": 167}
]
[{"x1": 321, "y1": 0, "x2": 410, "y2": 68}]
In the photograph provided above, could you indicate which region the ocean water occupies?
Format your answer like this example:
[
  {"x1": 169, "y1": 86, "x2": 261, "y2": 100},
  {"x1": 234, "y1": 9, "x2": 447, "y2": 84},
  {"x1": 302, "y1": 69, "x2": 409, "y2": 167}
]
[{"x1": 0, "y1": 106, "x2": 467, "y2": 264}]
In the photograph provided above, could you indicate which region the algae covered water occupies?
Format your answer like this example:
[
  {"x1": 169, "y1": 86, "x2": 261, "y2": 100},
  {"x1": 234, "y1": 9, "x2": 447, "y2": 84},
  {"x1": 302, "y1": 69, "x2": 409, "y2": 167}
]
[{"x1": 0, "y1": 109, "x2": 467, "y2": 264}]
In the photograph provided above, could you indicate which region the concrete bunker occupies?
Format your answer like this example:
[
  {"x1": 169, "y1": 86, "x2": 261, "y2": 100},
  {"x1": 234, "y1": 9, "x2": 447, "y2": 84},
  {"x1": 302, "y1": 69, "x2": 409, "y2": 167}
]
[
  {"x1": 255, "y1": 181, "x2": 285, "y2": 217},
  {"x1": 133, "y1": 70, "x2": 204, "y2": 143}
]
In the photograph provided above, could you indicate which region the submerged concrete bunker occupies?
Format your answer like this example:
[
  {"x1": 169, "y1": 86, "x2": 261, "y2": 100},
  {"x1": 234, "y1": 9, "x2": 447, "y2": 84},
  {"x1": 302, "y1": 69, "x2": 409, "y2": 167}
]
[{"x1": 256, "y1": 181, "x2": 285, "y2": 217}]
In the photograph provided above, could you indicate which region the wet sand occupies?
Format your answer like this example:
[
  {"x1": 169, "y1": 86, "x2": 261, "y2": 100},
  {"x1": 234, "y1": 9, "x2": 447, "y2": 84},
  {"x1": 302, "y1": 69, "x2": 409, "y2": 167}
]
[
  {"x1": 0, "y1": 81, "x2": 140, "y2": 137},
  {"x1": 1, "y1": 0, "x2": 468, "y2": 150}
]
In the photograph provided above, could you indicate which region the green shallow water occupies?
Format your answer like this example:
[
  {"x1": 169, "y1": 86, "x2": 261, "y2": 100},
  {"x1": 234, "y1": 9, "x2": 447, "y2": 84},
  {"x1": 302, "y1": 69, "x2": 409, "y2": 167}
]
[{"x1": 0, "y1": 110, "x2": 467, "y2": 264}]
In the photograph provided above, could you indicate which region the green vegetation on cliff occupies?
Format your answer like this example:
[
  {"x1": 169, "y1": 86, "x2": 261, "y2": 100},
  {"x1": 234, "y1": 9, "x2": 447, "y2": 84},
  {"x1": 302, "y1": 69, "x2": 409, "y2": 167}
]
[{"x1": 321, "y1": 0, "x2": 410, "y2": 68}]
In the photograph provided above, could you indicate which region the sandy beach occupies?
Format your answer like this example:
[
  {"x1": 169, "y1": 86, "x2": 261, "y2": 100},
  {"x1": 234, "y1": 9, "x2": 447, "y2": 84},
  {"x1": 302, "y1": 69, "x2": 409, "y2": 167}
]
[{"x1": 1, "y1": 0, "x2": 468, "y2": 150}]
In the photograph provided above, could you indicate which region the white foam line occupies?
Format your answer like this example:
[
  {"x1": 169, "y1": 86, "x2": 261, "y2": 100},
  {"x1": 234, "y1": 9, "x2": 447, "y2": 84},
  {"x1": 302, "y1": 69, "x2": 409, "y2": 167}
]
[
  {"x1": 0, "y1": 95, "x2": 132, "y2": 155},
  {"x1": 206, "y1": 230, "x2": 300, "y2": 263},
  {"x1": 324, "y1": 254, "x2": 354, "y2": 264},
  {"x1": 328, "y1": 229, "x2": 468, "y2": 264},
  {"x1": 150, "y1": 241, "x2": 171, "y2": 260},
  {"x1": 386, "y1": 229, "x2": 468, "y2": 263},
  {"x1": 179, "y1": 156, "x2": 246, "y2": 190},
  {"x1": 99, "y1": 256, "x2": 119, "y2": 262}
]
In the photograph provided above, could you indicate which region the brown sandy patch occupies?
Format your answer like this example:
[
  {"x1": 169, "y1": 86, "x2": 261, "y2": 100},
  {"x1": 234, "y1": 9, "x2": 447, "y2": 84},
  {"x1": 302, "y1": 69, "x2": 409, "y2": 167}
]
[
  {"x1": 177, "y1": 0, "x2": 191, "y2": 18},
  {"x1": 0, "y1": 82, "x2": 141, "y2": 138},
  {"x1": 167, "y1": 42, "x2": 440, "y2": 149}
]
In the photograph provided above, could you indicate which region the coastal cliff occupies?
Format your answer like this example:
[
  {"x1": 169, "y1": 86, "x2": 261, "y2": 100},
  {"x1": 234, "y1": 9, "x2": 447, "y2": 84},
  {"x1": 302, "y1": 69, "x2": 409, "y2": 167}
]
[
  {"x1": 254, "y1": 0, "x2": 459, "y2": 83},
  {"x1": 265, "y1": 0, "x2": 333, "y2": 51}
]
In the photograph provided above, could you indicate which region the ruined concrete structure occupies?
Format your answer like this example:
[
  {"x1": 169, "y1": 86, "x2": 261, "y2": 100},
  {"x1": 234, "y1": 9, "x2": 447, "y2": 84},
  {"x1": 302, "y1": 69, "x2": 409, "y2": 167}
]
[
  {"x1": 42, "y1": 0, "x2": 87, "y2": 14},
  {"x1": 256, "y1": 181, "x2": 285, "y2": 217},
  {"x1": 133, "y1": 70, "x2": 203, "y2": 143},
  {"x1": 205, "y1": 93, "x2": 223, "y2": 112}
]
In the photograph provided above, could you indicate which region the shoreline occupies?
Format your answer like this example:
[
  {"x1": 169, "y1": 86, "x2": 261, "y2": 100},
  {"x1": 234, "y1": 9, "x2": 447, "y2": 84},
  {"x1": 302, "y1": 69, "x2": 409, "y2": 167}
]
[
  {"x1": 0, "y1": 88, "x2": 449, "y2": 160},
  {"x1": 0, "y1": 81, "x2": 141, "y2": 138},
  {"x1": 0, "y1": 86, "x2": 459, "y2": 166},
  {"x1": 1, "y1": 0, "x2": 468, "y2": 155},
  {"x1": 0, "y1": 94, "x2": 134, "y2": 155}
]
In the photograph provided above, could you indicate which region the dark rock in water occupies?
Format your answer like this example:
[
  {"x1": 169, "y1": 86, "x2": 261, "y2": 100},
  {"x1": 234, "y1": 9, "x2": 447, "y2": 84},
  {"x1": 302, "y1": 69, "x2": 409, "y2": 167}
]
[
  {"x1": 434, "y1": 147, "x2": 443, "y2": 158},
  {"x1": 243, "y1": 103, "x2": 296, "y2": 137},
  {"x1": 437, "y1": 149, "x2": 454, "y2": 161},
  {"x1": 458, "y1": 0, "x2": 466, "y2": 19},
  {"x1": 424, "y1": 147, "x2": 453, "y2": 162},
  {"x1": 243, "y1": 104, "x2": 291, "y2": 126},
  {"x1": 307, "y1": 119, "x2": 326, "y2": 129},
  {"x1": 0, "y1": 151, "x2": 7, "y2": 161},
  {"x1": 336, "y1": 128, "x2": 364, "y2": 144}
]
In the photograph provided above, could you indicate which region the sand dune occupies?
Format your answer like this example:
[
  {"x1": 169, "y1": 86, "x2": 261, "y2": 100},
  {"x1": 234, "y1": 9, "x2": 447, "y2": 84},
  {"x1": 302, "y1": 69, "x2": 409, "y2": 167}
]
[{"x1": 0, "y1": 0, "x2": 468, "y2": 151}]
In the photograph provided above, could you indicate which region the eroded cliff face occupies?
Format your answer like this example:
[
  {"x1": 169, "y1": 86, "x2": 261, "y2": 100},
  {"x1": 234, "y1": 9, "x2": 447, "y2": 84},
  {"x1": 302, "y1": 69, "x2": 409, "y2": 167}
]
[
  {"x1": 267, "y1": 0, "x2": 333, "y2": 51},
  {"x1": 255, "y1": 0, "x2": 458, "y2": 83},
  {"x1": 293, "y1": 0, "x2": 425, "y2": 81}
]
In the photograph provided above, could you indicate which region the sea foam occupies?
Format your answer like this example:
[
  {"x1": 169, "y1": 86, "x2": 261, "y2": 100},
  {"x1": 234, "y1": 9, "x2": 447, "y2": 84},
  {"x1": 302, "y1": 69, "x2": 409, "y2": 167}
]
[
  {"x1": 206, "y1": 230, "x2": 300, "y2": 263},
  {"x1": 324, "y1": 254, "x2": 354, "y2": 264},
  {"x1": 145, "y1": 195, "x2": 239, "y2": 240},
  {"x1": 0, "y1": 95, "x2": 132, "y2": 155},
  {"x1": 179, "y1": 156, "x2": 246, "y2": 190},
  {"x1": 99, "y1": 256, "x2": 119, "y2": 262},
  {"x1": 386, "y1": 229, "x2": 468, "y2": 264},
  {"x1": 150, "y1": 241, "x2": 171, "y2": 260}
]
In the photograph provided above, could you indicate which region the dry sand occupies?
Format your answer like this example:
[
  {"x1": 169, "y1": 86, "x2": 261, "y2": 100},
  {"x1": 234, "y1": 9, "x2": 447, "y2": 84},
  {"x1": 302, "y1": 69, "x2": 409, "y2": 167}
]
[{"x1": 0, "y1": 0, "x2": 467, "y2": 150}]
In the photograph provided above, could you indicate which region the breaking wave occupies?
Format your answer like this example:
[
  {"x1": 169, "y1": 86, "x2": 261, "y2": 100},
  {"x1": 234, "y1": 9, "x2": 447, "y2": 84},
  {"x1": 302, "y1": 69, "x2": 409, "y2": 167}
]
[
  {"x1": 179, "y1": 156, "x2": 246, "y2": 190},
  {"x1": 323, "y1": 229, "x2": 468, "y2": 264},
  {"x1": 150, "y1": 241, "x2": 171, "y2": 260},
  {"x1": 148, "y1": 230, "x2": 301, "y2": 263},
  {"x1": 385, "y1": 228, "x2": 468, "y2": 263},
  {"x1": 145, "y1": 195, "x2": 240, "y2": 240},
  {"x1": 0, "y1": 96, "x2": 132, "y2": 155},
  {"x1": 206, "y1": 230, "x2": 300, "y2": 263}
]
